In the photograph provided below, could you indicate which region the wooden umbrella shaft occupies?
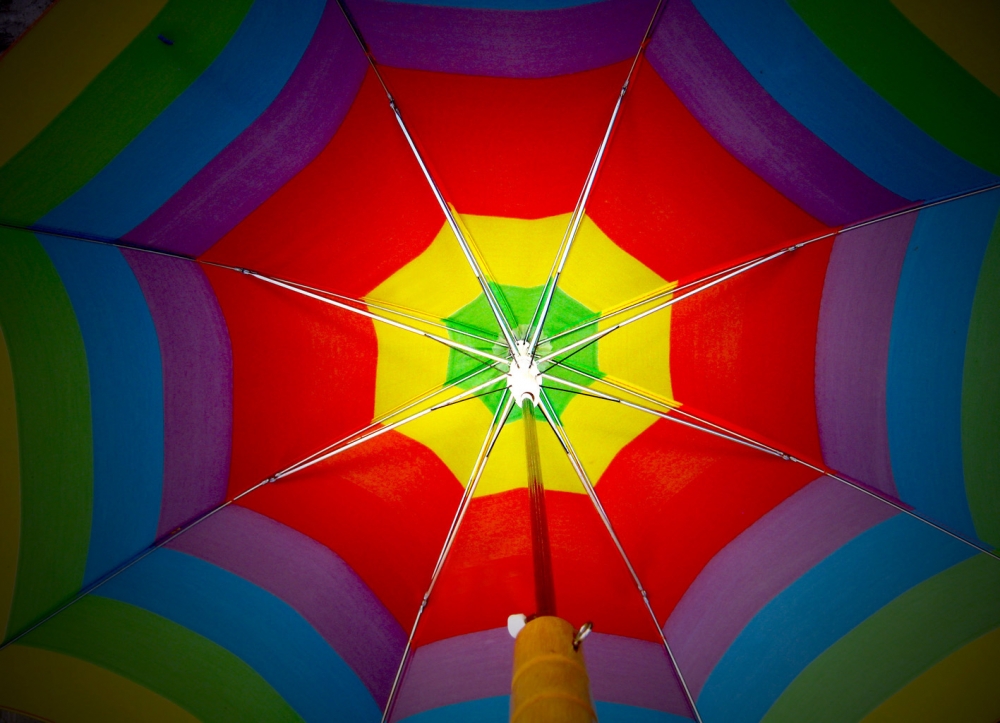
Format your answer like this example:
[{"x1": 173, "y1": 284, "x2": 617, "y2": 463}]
[{"x1": 522, "y1": 397, "x2": 556, "y2": 617}]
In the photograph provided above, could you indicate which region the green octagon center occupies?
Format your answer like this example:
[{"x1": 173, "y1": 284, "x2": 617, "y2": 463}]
[{"x1": 444, "y1": 284, "x2": 603, "y2": 422}]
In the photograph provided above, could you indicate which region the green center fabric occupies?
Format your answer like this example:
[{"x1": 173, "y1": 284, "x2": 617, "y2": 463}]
[{"x1": 445, "y1": 285, "x2": 602, "y2": 422}]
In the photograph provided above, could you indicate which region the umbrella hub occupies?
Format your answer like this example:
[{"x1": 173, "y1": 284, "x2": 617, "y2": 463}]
[{"x1": 507, "y1": 341, "x2": 542, "y2": 405}]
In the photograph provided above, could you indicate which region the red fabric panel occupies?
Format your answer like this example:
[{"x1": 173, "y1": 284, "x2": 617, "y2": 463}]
[
  {"x1": 197, "y1": 55, "x2": 836, "y2": 648},
  {"x1": 588, "y1": 58, "x2": 829, "y2": 285},
  {"x1": 417, "y1": 488, "x2": 657, "y2": 646},
  {"x1": 597, "y1": 420, "x2": 819, "y2": 619},
  {"x1": 205, "y1": 265, "x2": 377, "y2": 497},
  {"x1": 202, "y1": 69, "x2": 444, "y2": 297},
  {"x1": 379, "y1": 61, "x2": 628, "y2": 219},
  {"x1": 670, "y1": 237, "x2": 833, "y2": 463},
  {"x1": 239, "y1": 430, "x2": 463, "y2": 630}
]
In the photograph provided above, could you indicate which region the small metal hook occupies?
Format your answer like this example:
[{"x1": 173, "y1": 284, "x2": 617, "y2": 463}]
[{"x1": 573, "y1": 621, "x2": 593, "y2": 650}]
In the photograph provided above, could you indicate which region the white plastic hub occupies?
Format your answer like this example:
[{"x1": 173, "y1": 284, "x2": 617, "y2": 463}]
[{"x1": 506, "y1": 341, "x2": 541, "y2": 405}]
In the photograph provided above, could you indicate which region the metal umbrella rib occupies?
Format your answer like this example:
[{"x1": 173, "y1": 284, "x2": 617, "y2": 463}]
[
  {"x1": 525, "y1": 0, "x2": 669, "y2": 357},
  {"x1": 3, "y1": 6, "x2": 997, "y2": 721},
  {"x1": 333, "y1": 0, "x2": 520, "y2": 355},
  {"x1": 537, "y1": 180, "x2": 1000, "y2": 360},
  {"x1": 380, "y1": 390, "x2": 517, "y2": 723},
  {"x1": 543, "y1": 373, "x2": 1000, "y2": 563},
  {"x1": 537, "y1": 389, "x2": 706, "y2": 723}
]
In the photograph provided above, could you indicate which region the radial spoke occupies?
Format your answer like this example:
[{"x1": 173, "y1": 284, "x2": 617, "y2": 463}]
[
  {"x1": 540, "y1": 373, "x2": 781, "y2": 458},
  {"x1": 547, "y1": 360, "x2": 680, "y2": 410},
  {"x1": 793, "y1": 461, "x2": 1000, "y2": 561},
  {"x1": 381, "y1": 389, "x2": 516, "y2": 723},
  {"x1": 2, "y1": 221, "x2": 508, "y2": 352},
  {"x1": 247, "y1": 270, "x2": 509, "y2": 365},
  {"x1": 277, "y1": 362, "x2": 502, "y2": 479},
  {"x1": 2, "y1": 221, "x2": 503, "y2": 355},
  {"x1": 540, "y1": 256, "x2": 761, "y2": 349},
  {"x1": 0, "y1": 220, "x2": 201, "y2": 260},
  {"x1": 545, "y1": 376, "x2": 1000, "y2": 562},
  {"x1": 279, "y1": 277, "x2": 501, "y2": 347},
  {"x1": 389, "y1": 107, "x2": 519, "y2": 353},
  {"x1": 0, "y1": 476, "x2": 273, "y2": 652},
  {"x1": 275, "y1": 373, "x2": 507, "y2": 482},
  {"x1": 429, "y1": 389, "x2": 516, "y2": 586},
  {"x1": 538, "y1": 179, "x2": 1000, "y2": 362},
  {"x1": 332, "y1": 1, "x2": 518, "y2": 354},
  {"x1": 524, "y1": 92, "x2": 624, "y2": 351},
  {"x1": 526, "y1": 0, "x2": 667, "y2": 355},
  {"x1": 546, "y1": 361, "x2": 785, "y2": 459},
  {"x1": 536, "y1": 390, "x2": 705, "y2": 723},
  {"x1": 671, "y1": 406, "x2": 1000, "y2": 561},
  {"x1": 536, "y1": 243, "x2": 805, "y2": 367}
]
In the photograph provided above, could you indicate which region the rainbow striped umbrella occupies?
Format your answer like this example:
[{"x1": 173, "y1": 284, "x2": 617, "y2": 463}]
[{"x1": 1, "y1": 0, "x2": 998, "y2": 721}]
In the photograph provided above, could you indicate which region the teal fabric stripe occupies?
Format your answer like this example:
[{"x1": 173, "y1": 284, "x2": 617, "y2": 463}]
[
  {"x1": 689, "y1": 0, "x2": 996, "y2": 200},
  {"x1": 396, "y1": 696, "x2": 693, "y2": 722},
  {"x1": 41, "y1": 0, "x2": 325, "y2": 238},
  {"x1": 887, "y1": 189, "x2": 1000, "y2": 540},
  {"x1": 399, "y1": 697, "x2": 509, "y2": 723},
  {"x1": 760, "y1": 554, "x2": 1000, "y2": 723},
  {"x1": 98, "y1": 548, "x2": 380, "y2": 722},
  {"x1": 697, "y1": 514, "x2": 973, "y2": 723},
  {"x1": 39, "y1": 237, "x2": 164, "y2": 586}
]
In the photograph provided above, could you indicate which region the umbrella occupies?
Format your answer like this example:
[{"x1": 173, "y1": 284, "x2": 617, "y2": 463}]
[{"x1": 1, "y1": 0, "x2": 999, "y2": 721}]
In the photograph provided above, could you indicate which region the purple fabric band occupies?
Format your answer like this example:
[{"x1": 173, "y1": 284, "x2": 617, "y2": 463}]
[
  {"x1": 663, "y1": 476, "x2": 896, "y2": 698},
  {"x1": 122, "y1": 252, "x2": 233, "y2": 536},
  {"x1": 815, "y1": 214, "x2": 916, "y2": 496},
  {"x1": 393, "y1": 627, "x2": 691, "y2": 720},
  {"x1": 167, "y1": 504, "x2": 406, "y2": 706},
  {"x1": 393, "y1": 628, "x2": 513, "y2": 721},
  {"x1": 647, "y1": 0, "x2": 906, "y2": 226},
  {"x1": 585, "y1": 633, "x2": 691, "y2": 718},
  {"x1": 126, "y1": 1, "x2": 368, "y2": 256},
  {"x1": 348, "y1": 0, "x2": 657, "y2": 78}
]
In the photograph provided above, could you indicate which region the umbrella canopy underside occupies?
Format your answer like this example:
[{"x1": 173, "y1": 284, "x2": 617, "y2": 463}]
[{"x1": 0, "y1": 0, "x2": 998, "y2": 722}]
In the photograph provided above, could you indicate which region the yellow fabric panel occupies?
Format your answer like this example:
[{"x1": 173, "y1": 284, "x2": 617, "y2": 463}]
[
  {"x1": 369, "y1": 323, "x2": 453, "y2": 422},
  {"x1": 0, "y1": 324, "x2": 19, "y2": 640},
  {"x1": 560, "y1": 215, "x2": 669, "y2": 314},
  {"x1": 598, "y1": 310, "x2": 673, "y2": 404},
  {"x1": 511, "y1": 616, "x2": 595, "y2": 723},
  {"x1": 366, "y1": 318, "x2": 496, "y2": 491},
  {"x1": 0, "y1": 0, "x2": 168, "y2": 168},
  {"x1": 889, "y1": 0, "x2": 1000, "y2": 96},
  {"x1": 458, "y1": 213, "x2": 561, "y2": 288},
  {"x1": 368, "y1": 213, "x2": 671, "y2": 328},
  {"x1": 369, "y1": 213, "x2": 673, "y2": 496},
  {"x1": 427, "y1": 212, "x2": 672, "y2": 313},
  {"x1": 478, "y1": 416, "x2": 581, "y2": 496},
  {"x1": 404, "y1": 391, "x2": 496, "y2": 490},
  {"x1": 0, "y1": 644, "x2": 200, "y2": 723},
  {"x1": 862, "y1": 625, "x2": 1000, "y2": 723},
  {"x1": 561, "y1": 394, "x2": 655, "y2": 485},
  {"x1": 367, "y1": 222, "x2": 481, "y2": 320}
]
